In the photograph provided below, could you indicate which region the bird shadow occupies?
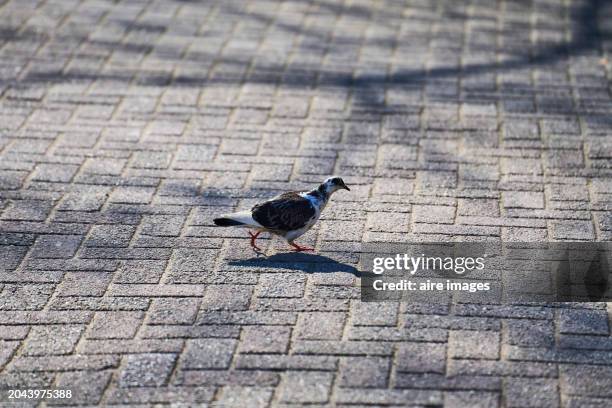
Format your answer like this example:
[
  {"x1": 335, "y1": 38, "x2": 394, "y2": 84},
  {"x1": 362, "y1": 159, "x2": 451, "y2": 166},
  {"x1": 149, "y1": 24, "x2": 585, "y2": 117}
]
[{"x1": 228, "y1": 253, "x2": 360, "y2": 275}]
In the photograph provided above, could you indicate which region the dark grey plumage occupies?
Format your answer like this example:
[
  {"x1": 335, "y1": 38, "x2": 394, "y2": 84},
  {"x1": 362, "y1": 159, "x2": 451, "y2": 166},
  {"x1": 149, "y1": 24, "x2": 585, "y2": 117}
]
[{"x1": 251, "y1": 192, "x2": 316, "y2": 232}]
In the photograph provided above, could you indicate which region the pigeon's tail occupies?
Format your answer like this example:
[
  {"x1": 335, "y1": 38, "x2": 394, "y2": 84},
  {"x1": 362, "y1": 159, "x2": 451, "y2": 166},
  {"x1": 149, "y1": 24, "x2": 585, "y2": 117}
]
[{"x1": 213, "y1": 211, "x2": 261, "y2": 228}]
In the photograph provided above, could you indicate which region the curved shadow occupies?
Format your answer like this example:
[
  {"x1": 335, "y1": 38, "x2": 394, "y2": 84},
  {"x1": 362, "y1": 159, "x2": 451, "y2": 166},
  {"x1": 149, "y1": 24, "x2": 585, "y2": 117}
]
[
  {"x1": 229, "y1": 253, "x2": 360, "y2": 275},
  {"x1": 2, "y1": 0, "x2": 607, "y2": 103}
]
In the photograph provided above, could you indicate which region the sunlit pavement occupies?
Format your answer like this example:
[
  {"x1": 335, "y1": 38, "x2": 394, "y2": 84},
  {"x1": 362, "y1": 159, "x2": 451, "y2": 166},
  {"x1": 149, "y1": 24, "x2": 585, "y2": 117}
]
[{"x1": 0, "y1": 0, "x2": 611, "y2": 406}]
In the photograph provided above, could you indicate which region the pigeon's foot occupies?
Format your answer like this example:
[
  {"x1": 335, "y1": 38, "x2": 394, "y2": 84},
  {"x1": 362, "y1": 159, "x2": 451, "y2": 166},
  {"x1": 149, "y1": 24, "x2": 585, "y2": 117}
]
[
  {"x1": 248, "y1": 231, "x2": 262, "y2": 251},
  {"x1": 289, "y1": 242, "x2": 314, "y2": 252}
]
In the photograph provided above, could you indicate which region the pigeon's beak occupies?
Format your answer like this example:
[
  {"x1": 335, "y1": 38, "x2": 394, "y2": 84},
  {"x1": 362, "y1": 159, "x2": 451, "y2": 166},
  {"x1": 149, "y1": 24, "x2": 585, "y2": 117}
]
[{"x1": 342, "y1": 183, "x2": 350, "y2": 191}]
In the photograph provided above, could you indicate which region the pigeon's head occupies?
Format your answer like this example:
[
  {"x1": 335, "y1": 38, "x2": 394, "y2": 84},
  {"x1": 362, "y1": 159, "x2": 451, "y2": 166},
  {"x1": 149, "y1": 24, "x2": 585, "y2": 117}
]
[{"x1": 322, "y1": 177, "x2": 350, "y2": 194}]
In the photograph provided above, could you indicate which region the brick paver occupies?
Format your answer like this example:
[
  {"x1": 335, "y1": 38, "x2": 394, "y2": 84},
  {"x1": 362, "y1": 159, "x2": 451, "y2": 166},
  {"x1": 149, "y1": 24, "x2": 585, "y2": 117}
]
[{"x1": 0, "y1": 0, "x2": 611, "y2": 406}]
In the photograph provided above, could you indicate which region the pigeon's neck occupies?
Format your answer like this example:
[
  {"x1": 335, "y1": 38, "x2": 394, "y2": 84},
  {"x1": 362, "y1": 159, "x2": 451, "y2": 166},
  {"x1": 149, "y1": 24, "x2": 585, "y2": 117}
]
[{"x1": 306, "y1": 184, "x2": 330, "y2": 205}]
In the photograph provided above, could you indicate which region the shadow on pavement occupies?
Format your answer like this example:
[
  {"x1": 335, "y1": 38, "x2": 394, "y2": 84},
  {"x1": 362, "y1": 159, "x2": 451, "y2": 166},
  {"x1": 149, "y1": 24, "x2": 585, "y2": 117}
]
[{"x1": 229, "y1": 253, "x2": 360, "y2": 275}]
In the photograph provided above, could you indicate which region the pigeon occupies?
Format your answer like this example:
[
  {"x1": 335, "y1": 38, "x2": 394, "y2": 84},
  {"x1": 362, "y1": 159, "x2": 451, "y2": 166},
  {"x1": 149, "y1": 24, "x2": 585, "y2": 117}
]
[{"x1": 213, "y1": 177, "x2": 350, "y2": 252}]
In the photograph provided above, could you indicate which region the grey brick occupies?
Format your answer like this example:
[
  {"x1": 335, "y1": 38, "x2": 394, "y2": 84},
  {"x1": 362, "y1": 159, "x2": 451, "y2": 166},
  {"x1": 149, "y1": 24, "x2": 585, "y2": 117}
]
[
  {"x1": 541, "y1": 119, "x2": 580, "y2": 134},
  {"x1": 0, "y1": 170, "x2": 27, "y2": 190},
  {"x1": 2, "y1": 200, "x2": 53, "y2": 221},
  {"x1": 405, "y1": 314, "x2": 500, "y2": 331},
  {"x1": 0, "y1": 284, "x2": 54, "y2": 310},
  {"x1": 449, "y1": 330, "x2": 499, "y2": 359},
  {"x1": 395, "y1": 371, "x2": 501, "y2": 390},
  {"x1": 0, "y1": 246, "x2": 28, "y2": 270},
  {"x1": 51, "y1": 371, "x2": 111, "y2": 406},
  {"x1": 201, "y1": 285, "x2": 253, "y2": 311},
  {"x1": 417, "y1": 170, "x2": 457, "y2": 189},
  {"x1": 31, "y1": 235, "x2": 82, "y2": 259},
  {"x1": 292, "y1": 340, "x2": 393, "y2": 356},
  {"x1": 272, "y1": 97, "x2": 310, "y2": 117},
  {"x1": 85, "y1": 225, "x2": 135, "y2": 247},
  {"x1": 82, "y1": 158, "x2": 126, "y2": 176},
  {"x1": 447, "y1": 359, "x2": 557, "y2": 378},
  {"x1": 558, "y1": 335, "x2": 612, "y2": 350},
  {"x1": 170, "y1": 248, "x2": 217, "y2": 275},
  {"x1": 349, "y1": 326, "x2": 447, "y2": 342},
  {"x1": 0, "y1": 326, "x2": 30, "y2": 340},
  {"x1": 197, "y1": 310, "x2": 296, "y2": 326},
  {"x1": 239, "y1": 326, "x2": 291, "y2": 354},
  {"x1": 109, "y1": 186, "x2": 155, "y2": 204},
  {"x1": 502, "y1": 227, "x2": 548, "y2": 241},
  {"x1": 278, "y1": 372, "x2": 333, "y2": 404},
  {"x1": 397, "y1": 343, "x2": 446, "y2": 374},
  {"x1": 503, "y1": 119, "x2": 539, "y2": 140},
  {"x1": 220, "y1": 138, "x2": 260, "y2": 156},
  {"x1": 80, "y1": 339, "x2": 183, "y2": 354},
  {"x1": 335, "y1": 388, "x2": 443, "y2": 405},
  {"x1": 372, "y1": 178, "x2": 415, "y2": 196},
  {"x1": 296, "y1": 157, "x2": 336, "y2": 175},
  {"x1": 148, "y1": 298, "x2": 200, "y2": 324},
  {"x1": 458, "y1": 199, "x2": 500, "y2": 216},
  {"x1": 559, "y1": 309, "x2": 609, "y2": 335},
  {"x1": 445, "y1": 391, "x2": 499, "y2": 408},
  {"x1": 22, "y1": 325, "x2": 82, "y2": 356},
  {"x1": 182, "y1": 339, "x2": 236, "y2": 369},
  {"x1": 58, "y1": 188, "x2": 109, "y2": 211},
  {"x1": 320, "y1": 220, "x2": 365, "y2": 242},
  {"x1": 257, "y1": 273, "x2": 305, "y2": 298},
  {"x1": 141, "y1": 215, "x2": 185, "y2": 236},
  {"x1": 159, "y1": 179, "x2": 201, "y2": 196},
  {"x1": 296, "y1": 312, "x2": 346, "y2": 340},
  {"x1": 131, "y1": 151, "x2": 172, "y2": 169},
  {"x1": 545, "y1": 149, "x2": 584, "y2": 168},
  {"x1": 148, "y1": 120, "x2": 186, "y2": 135},
  {"x1": 114, "y1": 260, "x2": 167, "y2": 283},
  {"x1": 0, "y1": 340, "x2": 19, "y2": 368},
  {"x1": 551, "y1": 220, "x2": 595, "y2": 240},
  {"x1": 251, "y1": 164, "x2": 292, "y2": 181},
  {"x1": 506, "y1": 319, "x2": 554, "y2": 347},
  {"x1": 176, "y1": 369, "x2": 279, "y2": 386},
  {"x1": 503, "y1": 191, "x2": 544, "y2": 209},
  {"x1": 80, "y1": 247, "x2": 171, "y2": 260},
  {"x1": 105, "y1": 385, "x2": 215, "y2": 404},
  {"x1": 216, "y1": 386, "x2": 273, "y2": 408},
  {"x1": 32, "y1": 163, "x2": 79, "y2": 182},
  {"x1": 0, "y1": 372, "x2": 55, "y2": 390},
  {"x1": 175, "y1": 145, "x2": 216, "y2": 162},
  {"x1": 9, "y1": 355, "x2": 119, "y2": 372},
  {"x1": 119, "y1": 353, "x2": 177, "y2": 387},
  {"x1": 561, "y1": 365, "x2": 612, "y2": 397},
  {"x1": 339, "y1": 356, "x2": 390, "y2": 388},
  {"x1": 232, "y1": 108, "x2": 268, "y2": 124},
  {"x1": 351, "y1": 302, "x2": 398, "y2": 326},
  {"x1": 235, "y1": 354, "x2": 337, "y2": 371},
  {"x1": 413, "y1": 205, "x2": 455, "y2": 224},
  {"x1": 500, "y1": 158, "x2": 543, "y2": 175},
  {"x1": 505, "y1": 378, "x2": 559, "y2": 408},
  {"x1": 547, "y1": 183, "x2": 589, "y2": 201},
  {"x1": 379, "y1": 144, "x2": 418, "y2": 165},
  {"x1": 87, "y1": 311, "x2": 144, "y2": 339}
]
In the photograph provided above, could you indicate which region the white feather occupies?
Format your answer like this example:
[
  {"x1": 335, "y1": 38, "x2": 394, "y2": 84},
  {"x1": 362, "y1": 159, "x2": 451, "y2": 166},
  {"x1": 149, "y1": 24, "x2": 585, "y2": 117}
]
[{"x1": 220, "y1": 211, "x2": 264, "y2": 228}]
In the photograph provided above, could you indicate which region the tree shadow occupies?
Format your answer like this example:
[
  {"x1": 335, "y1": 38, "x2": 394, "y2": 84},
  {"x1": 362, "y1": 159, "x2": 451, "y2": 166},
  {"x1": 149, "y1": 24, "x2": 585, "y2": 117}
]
[
  {"x1": 1, "y1": 0, "x2": 608, "y2": 107},
  {"x1": 228, "y1": 252, "x2": 360, "y2": 275}
]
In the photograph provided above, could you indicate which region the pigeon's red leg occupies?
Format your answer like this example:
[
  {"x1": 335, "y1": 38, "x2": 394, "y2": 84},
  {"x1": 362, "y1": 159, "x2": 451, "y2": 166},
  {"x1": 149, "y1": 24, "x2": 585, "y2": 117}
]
[
  {"x1": 248, "y1": 231, "x2": 262, "y2": 251},
  {"x1": 290, "y1": 242, "x2": 314, "y2": 252}
]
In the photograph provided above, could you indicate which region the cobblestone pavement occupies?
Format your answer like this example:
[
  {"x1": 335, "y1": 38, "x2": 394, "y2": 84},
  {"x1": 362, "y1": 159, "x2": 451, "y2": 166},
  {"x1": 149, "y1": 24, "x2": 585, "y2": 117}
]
[{"x1": 0, "y1": 0, "x2": 611, "y2": 406}]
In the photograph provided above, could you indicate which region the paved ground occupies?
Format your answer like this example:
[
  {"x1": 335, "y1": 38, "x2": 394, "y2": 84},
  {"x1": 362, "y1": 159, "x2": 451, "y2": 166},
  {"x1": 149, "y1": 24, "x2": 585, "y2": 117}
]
[{"x1": 0, "y1": 0, "x2": 611, "y2": 406}]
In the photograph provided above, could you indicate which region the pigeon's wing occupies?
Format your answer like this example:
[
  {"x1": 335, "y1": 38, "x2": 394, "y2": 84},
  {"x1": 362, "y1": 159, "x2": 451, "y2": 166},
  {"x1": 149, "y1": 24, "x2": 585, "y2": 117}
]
[{"x1": 251, "y1": 192, "x2": 316, "y2": 232}]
